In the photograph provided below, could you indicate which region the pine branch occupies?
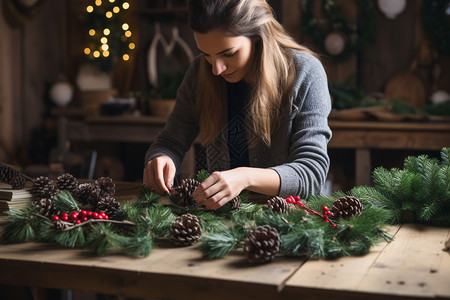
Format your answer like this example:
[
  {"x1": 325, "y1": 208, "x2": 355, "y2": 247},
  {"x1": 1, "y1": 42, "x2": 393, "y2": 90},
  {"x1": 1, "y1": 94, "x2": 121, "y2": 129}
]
[
  {"x1": 54, "y1": 227, "x2": 86, "y2": 248},
  {"x1": 197, "y1": 229, "x2": 240, "y2": 259},
  {"x1": 196, "y1": 169, "x2": 211, "y2": 182},
  {"x1": 86, "y1": 223, "x2": 130, "y2": 256},
  {"x1": 53, "y1": 190, "x2": 80, "y2": 212}
]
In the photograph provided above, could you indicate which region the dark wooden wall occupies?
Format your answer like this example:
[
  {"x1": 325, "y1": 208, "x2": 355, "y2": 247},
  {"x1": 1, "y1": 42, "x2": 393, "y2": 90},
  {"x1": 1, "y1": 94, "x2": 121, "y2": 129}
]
[{"x1": 1, "y1": 0, "x2": 449, "y2": 171}]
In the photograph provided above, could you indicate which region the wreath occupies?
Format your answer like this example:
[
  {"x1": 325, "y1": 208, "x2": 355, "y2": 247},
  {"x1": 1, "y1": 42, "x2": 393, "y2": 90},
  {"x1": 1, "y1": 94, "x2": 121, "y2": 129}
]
[
  {"x1": 421, "y1": 0, "x2": 450, "y2": 55},
  {"x1": 301, "y1": 0, "x2": 376, "y2": 61}
]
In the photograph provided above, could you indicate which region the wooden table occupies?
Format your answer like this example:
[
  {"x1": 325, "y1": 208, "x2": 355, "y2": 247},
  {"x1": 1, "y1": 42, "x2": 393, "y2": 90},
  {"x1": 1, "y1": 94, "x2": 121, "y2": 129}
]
[
  {"x1": 1, "y1": 183, "x2": 449, "y2": 300},
  {"x1": 53, "y1": 108, "x2": 450, "y2": 185}
]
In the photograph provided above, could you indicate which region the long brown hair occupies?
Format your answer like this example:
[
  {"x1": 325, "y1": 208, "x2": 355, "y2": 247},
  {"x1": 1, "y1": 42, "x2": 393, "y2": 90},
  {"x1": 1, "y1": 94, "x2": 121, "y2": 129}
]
[{"x1": 189, "y1": 0, "x2": 317, "y2": 146}]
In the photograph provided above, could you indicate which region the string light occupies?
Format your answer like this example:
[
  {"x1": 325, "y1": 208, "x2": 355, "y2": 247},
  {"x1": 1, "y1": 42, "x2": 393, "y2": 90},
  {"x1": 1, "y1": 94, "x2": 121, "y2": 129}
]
[{"x1": 83, "y1": 0, "x2": 134, "y2": 70}]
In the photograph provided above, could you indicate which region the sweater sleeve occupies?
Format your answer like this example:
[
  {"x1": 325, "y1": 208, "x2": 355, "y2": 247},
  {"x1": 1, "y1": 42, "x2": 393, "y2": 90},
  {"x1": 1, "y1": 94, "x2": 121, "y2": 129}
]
[
  {"x1": 144, "y1": 57, "x2": 201, "y2": 172},
  {"x1": 270, "y1": 52, "x2": 332, "y2": 198}
]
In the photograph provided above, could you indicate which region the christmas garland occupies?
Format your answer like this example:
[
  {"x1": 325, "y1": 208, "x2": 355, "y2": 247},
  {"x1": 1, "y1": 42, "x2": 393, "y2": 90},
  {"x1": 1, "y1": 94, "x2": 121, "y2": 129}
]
[
  {"x1": 421, "y1": 0, "x2": 450, "y2": 55},
  {"x1": 301, "y1": 0, "x2": 376, "y2": 61},
  {"x1": 1, "y1": 147, "x2": 449, "y2": 263}
]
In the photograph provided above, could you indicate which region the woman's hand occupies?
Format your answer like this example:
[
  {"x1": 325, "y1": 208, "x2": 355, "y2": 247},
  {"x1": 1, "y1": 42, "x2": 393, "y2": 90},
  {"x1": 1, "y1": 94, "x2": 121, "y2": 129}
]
[
  {"x1": 143, "y1": 155, "x2": 176, "y2": 195},
  {"x1": 193, "y1": 167, "x2": 280, "y2": 210},
  {"x1": 192, "y1": 169, "x2": 245, "y2": 210}
]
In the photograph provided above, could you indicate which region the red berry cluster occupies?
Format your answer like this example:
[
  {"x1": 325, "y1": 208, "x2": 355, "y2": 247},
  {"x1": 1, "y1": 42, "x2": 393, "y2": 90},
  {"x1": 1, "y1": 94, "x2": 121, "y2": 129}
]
[
  {"x1": 286, "y1": 195, "x2": 337, "y2": 229},
  {"x1": 51, "y1": 210, "x2": 109, "y2": 224},
  {"x1": 321, "y1": 206, "x2": 337, "y2": 229}
]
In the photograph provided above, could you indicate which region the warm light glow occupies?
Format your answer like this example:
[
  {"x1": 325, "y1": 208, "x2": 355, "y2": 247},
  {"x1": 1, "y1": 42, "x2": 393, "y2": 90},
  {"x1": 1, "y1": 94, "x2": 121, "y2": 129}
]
[
  {"x1": 109, "y1": 0, "x2": 115, "y2": 2},
  {"x1": 129, "y1": 42, "x2": 135, "y2": 50},
  {"x1": 123, "y1": 54, "x2": 130, "y2": 61},
  {"x1": 103, "y1": 51, "x2": 110, "y2": 57},
  {"x1": 93, "y1": 51, "x2": 101, "y2": 58},
  {"x1": 122, "y1": 2, "x2": 130, "y2": 9},
  {"x1": 89, "y1": 29, "x2": 96, "y2": 36},
  {"x1": 101, "y1": 44, "x2": 109, "y2": 51},
  {"x1": 106, "y1": 11, "x2": 113, "y2": 18},
  {"x1": 100, "y1": 37, "x2": 108, "y2": 44},
  {"x1": 122, "y1": 23, "x2": 129, "y2": 30},
  {"x1": 95, "y1": 0, "x2": 102, "y2": 6},
  {"x1": 86, "y1": 5, "x2": 94, "y2": 13},
  {"x1": 84, "y1": 48, "x2": 91, "y2": 55},
  {"x1": 103, "y1": 28, "x2": 110, "y2": 35},
  {"x1": 124, "y1": 30, "x2": 132, "y2": 38},
  {"x1": 113, "y1": 6, "x2": 120, "y2": 13}
]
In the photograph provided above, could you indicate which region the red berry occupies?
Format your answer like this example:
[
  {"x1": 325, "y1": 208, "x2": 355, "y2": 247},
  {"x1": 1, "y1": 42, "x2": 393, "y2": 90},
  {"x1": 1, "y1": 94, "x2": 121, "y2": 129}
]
[
  {"x1": 104, "y1": 215, "x2": 109, "y2": 220},
  {"x1": 75, "y1": 219, "x2": 81, "y2": 224},
  {"x1": 92, "y1": 212, "x2": 99, "y2": 219},
  {"x1": 51, "y1": 215, "x2": 59, "y2": 222},
  {"x1": 294, "y1": 196, "x2": 301, "y2": 201},
  {"x1": 87, "y1": 211, "x2": 93, "y2": 217},
  {"x1": 98, "y1": 215, "x2": 104, "y2": 219},
  {"x1": 82, "y1": 217, "x2": 88, "y2": 222},
  {"x1": 60, "y1": 213, "x2": 69, "y2": 221}
]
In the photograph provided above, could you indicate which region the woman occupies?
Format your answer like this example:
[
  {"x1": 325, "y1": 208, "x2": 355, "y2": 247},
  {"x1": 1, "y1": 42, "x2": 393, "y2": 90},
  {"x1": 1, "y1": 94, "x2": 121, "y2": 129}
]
[{"x1": 144, "y1": 0, "x2": 332, "y2": 209}]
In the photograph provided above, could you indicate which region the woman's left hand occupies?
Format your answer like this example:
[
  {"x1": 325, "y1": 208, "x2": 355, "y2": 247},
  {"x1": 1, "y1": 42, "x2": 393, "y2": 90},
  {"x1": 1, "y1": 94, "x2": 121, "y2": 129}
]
[{"x1": 193, "y1": 169, "x2": 245, "y2": 210}]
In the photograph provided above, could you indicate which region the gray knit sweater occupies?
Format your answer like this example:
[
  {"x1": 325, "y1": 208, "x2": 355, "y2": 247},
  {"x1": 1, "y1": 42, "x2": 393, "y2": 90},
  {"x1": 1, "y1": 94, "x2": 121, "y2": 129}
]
[{"x1": 145, "y1": 50, "x2": 332, "y2": 198}]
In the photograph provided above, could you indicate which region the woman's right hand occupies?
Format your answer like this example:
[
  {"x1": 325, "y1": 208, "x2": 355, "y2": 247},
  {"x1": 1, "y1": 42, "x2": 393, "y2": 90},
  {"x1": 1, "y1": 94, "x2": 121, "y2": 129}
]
[{"x1": 143, "y1": 155, "x2": 176, "y2": 195}]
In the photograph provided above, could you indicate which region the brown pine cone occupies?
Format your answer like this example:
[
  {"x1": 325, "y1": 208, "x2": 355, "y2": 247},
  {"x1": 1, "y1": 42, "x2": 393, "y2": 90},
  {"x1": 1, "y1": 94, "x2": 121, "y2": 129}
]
[
  {"x1": 31, "y1": 176, "x2": 59, "y2": 199},
  {"x1": 267, "y1": 196, "x2": 290, "y2": 213},
  {"x1": 170, "y1": 178, "x2": 200, "y2": 207},
  {"x1": 0, "y1": 164, "x2": 19, "y2": 183},
  {"x1": 330, "y1": 196, "x2": 364, "y2": 221},
  {"x1": 95, "y1": 177, "x2": 115, "y2": 196},
  {"x1": 244, "y1": 225, "x2": 281, "y2": 264},
  {"x1": 33, "y1": 197, "x2": 56, "y2": 217},
  {"x1": 56, "y1": 173, "x2": 79, "y2": 192},
  {"x1": 10, "y1": 175, "x2": 26, "y2": 190},
  {"x1": 170, "y1": 213, "x2": 202, "y2": 246},
  {"x1": 96, "y1": 194, "x2": 121, "y2": 218},
  {"x1": 87, "y1": 187, "x2": 103, "y2": 206},
  {"x1": 230, "y1": 195, "x2": 241, "y2": 210},
  {"x1": 73, "y1": 183, "x2": 94, "y2": 205}
]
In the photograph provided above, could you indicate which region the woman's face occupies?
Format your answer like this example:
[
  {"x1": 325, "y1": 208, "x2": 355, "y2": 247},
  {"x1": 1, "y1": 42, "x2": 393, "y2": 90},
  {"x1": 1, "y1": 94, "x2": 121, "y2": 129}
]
[{"x1": 194, "y1": 29, "x2": 255, "y2": 83}]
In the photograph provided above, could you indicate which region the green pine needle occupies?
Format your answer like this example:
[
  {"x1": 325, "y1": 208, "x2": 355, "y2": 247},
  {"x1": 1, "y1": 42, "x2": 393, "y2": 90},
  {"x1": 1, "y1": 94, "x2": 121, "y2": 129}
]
[
  {"x1": 197, "y1": 229, "x2": 239, "y2": 259},
  {"x1": 86, "y1": 223, "x2": 129, "y2": 256},
  {"x1": 54, "y1": 227, "x2": 86, "y2": 248},
  {"x1": 53, "y1": 190, "x2": 80, "y2": 212},
  {"x1": 196, "y1": 169, "x2": 211, "y2": 182}
]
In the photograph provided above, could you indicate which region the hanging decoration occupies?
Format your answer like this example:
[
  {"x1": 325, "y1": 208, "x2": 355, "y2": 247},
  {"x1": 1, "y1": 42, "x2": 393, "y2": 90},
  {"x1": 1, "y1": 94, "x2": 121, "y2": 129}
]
[
  {"x1": 377, "y1": 0, "x2": 407, "y2": 19},
  {"x1": 81, "y1": 0, "x2": 135, "y2": 73},
  {"x1": 301, "y1": 0, "x2": 376, "y2": 61},
  {"x1": 421, "y1": 0, "x2": 450, "y2": 55}
]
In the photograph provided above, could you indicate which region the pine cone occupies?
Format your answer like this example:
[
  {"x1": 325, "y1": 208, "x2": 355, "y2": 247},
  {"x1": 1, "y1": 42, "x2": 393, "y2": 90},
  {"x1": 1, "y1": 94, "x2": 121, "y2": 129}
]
[
  {"x1": 330, "y1": 196, "x2": 364, "y2": 221},
  {"x1": 0, "y1": 164, "x2": 19, "y2": 183},
  {"x1": 229, "y1": 195, "x2": 241, "y2": 210},
  {"x1": 267, "y1": 196, "x2": 290, "y2": 213},
  {"x1": 96, "y1": 194, "x2": 120, "y2": 218},
  {"x1": 244, "y1": 225, "x2": 281, "y2": 264},
  {"x1": 10, "y1": 175, "x2": 26, "y2": 190},
  {"x1": 56, "y1": 173, "x2": 78, "y2": 192},
  {"x1": 95, "y1": 177, "x2": 115, "y2": 196},
  {"x1": 170, "y1": 213, "x2": 202, "y2": 246},
  {"x1": 87, "y1": 187, "x2": 103, "y2": 206},
  {"x1": 31, "y1": 176, "x2": 59, "y2": 199},
  {"x1": 74, "y1": 183, "x2": 94, "y2": 205},
  {"x1": 170, "y1": 178, "x2": 200, "y2": 207},
  {"x1": 33, "y1": 197, "x2": 56, "y2": 217}
]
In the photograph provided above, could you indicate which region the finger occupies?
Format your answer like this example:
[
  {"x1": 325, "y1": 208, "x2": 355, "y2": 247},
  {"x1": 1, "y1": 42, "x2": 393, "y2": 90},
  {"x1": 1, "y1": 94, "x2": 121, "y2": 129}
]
[
  {"x1": 193, "y1": 171, "x2": 222, "y2": 200},
  {"x1": 153, "y1": 161, "x2": 170, "y2": 195},
  {"x1": 163, "y1": 164, "x2": 175, "y2": 191}
]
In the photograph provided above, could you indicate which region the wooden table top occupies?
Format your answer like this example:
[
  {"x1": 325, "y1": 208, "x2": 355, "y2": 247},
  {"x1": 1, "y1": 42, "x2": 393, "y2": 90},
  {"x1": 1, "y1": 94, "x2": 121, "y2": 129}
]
[
  {"x1": 1, "y1": 183, "x2": 449, "y2": 300},
  {"x1": 0, "y1": 224, "x2": 448, "y2": 299}
]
